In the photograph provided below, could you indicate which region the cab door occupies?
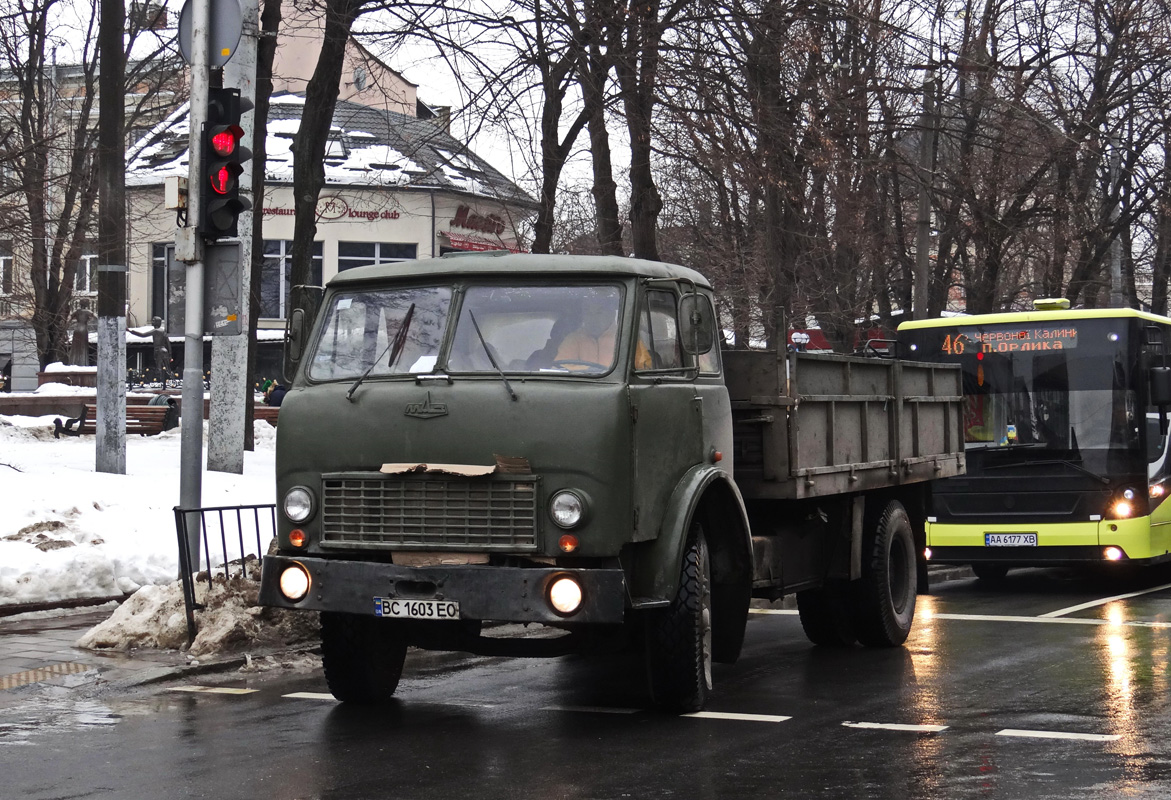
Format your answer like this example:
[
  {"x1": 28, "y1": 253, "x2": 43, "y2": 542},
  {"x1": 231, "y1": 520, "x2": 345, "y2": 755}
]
[{"x1": 629, "y1": 285, "x2": 704, "y2": 542}]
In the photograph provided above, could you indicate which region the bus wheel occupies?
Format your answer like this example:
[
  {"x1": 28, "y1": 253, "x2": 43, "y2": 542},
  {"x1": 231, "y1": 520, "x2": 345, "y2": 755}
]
[
  {"x1": 797, "y1": 581, "x2": 856, "y2": 646},
  {"x1": 646, "y1": 522, "x2": 712, "y2": 712},
  {"x1": 321, "y1": 611, "x2": 408, "y2": 704},
  {"x1": 852, "y1": 500, "x2": 917, "y2": 647},
  {"x1": 972, "y1": 563, "x2": 1009, "y2": 583}
]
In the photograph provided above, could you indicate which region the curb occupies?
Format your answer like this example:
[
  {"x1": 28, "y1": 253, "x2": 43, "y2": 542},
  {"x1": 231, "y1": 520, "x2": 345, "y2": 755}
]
[{"x1": 107, "y1": 642, "x2": 323, "y2": 690}]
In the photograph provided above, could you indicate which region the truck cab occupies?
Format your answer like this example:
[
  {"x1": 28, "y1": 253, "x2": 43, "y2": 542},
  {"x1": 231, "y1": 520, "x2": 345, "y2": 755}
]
[{"x1": 259, "y1": 252, "x2": 752, "y2": 710}]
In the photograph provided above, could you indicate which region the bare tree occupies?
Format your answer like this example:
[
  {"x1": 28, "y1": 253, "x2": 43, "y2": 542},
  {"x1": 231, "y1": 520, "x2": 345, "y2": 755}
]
[{"x1": 0, "y1": 0, "x2": 179, "y2": 368}]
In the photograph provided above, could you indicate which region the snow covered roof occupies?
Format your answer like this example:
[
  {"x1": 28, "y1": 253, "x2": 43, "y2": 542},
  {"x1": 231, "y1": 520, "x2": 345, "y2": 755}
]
[{"x1": 126, "y1": 93, "x2": 536, "y2": 208}]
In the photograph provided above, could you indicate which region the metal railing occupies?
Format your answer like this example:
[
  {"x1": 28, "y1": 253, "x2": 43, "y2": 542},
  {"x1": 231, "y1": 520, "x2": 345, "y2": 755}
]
[{"x1": 173, "y1": 503, "x2": 277, "y2": 645}]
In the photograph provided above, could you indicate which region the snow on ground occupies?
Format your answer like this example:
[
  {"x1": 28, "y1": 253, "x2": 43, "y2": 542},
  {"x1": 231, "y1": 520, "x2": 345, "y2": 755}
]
[
  {"x1": 0, "y1": 408, "x2": 324, "y2": 657},
  {"x1": 1, "y1": 411, "x2": 276, "y2": 608}
]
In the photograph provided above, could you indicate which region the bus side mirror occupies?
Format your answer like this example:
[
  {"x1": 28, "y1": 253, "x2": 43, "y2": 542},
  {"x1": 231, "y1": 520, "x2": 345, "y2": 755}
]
[
  {"x1": 1151, "y1": 367, "x2": 1171, "y2": 406},
  {"x1": 283, "y1": 285, "x2": 324, "y2": 384},
  {"x1": 679, "y1": 294, "x2": 715, "y2": 355}
]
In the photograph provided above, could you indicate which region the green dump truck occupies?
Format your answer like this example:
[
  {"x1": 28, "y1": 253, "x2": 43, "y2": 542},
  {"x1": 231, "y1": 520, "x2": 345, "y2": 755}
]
[{"x1": 258, "y1": 253, "x2": 964, "y2": 711}]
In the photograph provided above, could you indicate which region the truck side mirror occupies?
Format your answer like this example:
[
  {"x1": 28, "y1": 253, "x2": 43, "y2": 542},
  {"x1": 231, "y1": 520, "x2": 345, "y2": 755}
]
[
  {"x1": 1151, "y1": 367, "x2": 1171, "y2": 407},
  {"x1": 679, "y1": 294, "x2": 715, "y2": 355},
  {"x1": 283, "y1": 285, "x2": 324, "y2": 384}
]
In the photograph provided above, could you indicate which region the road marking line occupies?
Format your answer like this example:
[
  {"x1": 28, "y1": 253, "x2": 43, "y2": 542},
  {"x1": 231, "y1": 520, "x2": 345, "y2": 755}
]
[
  {"x1": 542, "y1": 705, "x2": 641, "y2": 714},
  {"x1": 842, "y1": 721, "x2": 949, "y2": 732},
  {"x1": 167, "y1": 686, "x2": 257, "y2": 695},
  {"x1": 1040, "y1": 582, "x2": 1171, "y2": 618},
  {"x1": 996, "y1": 729, "x2": 1120, "y2": 742},
  {"x1": 921, "y1": 612, "x2": 1171, "y2": 629},
  {"x1": 683, "y1": 711, "x2": 791, "y2": 723},
  {"x1": 283, "y1": 692, "x2": 336, "y2": 700},
  {"x1": 749, "y1": 609, "x2": 799, "y2": 615}
]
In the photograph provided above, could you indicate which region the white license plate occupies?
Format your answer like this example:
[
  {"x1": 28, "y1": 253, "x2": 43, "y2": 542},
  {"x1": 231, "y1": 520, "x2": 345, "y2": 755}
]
[
  {"x1": 373, "y1": 597, "x2": 460, "y2": 620},
  {"x1": 985, "y1": 533, "x2": 1038, "y2": 547}
]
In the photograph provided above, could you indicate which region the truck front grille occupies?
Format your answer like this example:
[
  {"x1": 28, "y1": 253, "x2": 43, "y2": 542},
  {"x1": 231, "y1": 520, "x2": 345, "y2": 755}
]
[{"x1": 320, "y1": 473, "x2": 539, "y2": 551}]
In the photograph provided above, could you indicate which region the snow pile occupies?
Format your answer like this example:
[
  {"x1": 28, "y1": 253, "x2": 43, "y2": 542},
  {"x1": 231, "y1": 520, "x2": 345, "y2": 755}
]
[
  {"x1": 1, "y1": 412, "x2": 276, "y2": 608},
  {"x1": 77, "y1": 561, "x2": 320, "y2": 658}
]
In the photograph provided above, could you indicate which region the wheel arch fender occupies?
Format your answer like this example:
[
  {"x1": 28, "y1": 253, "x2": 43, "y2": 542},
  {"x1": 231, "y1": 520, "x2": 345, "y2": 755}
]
[{"x1": 629, "y1": 466, "x2": 753, "y2": 662}]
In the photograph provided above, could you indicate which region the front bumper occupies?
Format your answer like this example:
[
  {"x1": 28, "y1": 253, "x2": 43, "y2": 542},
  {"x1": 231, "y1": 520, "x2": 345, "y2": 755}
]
[
  {"x1": 258, "y1": 554, "x2": 628, "y2": 625},
  {"x1": 925, "y1": 517, "x2": 1171, "y2": 564}
]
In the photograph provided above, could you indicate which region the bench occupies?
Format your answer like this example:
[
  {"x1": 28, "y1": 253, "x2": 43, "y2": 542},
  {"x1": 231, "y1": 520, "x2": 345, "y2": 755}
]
[
  {"x1": 254, "y1": 405, "x2": 279, "y2": 426},
  {"x1": 54, "y1": 402, "x2": 179, "y2": 439}
]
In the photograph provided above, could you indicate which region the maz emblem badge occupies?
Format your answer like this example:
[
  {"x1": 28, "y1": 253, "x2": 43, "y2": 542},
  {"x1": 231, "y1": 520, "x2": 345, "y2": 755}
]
[{"x1": 405, "y1": 392, "x2": 448, "y2": 419}]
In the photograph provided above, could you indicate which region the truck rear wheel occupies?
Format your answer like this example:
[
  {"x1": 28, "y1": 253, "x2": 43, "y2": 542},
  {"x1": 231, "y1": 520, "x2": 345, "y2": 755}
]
[
  {"x1": 797, "y1": 581, "x2": 856, "y2": 646},
  {"x1": 646, "y1": 522, "x2": 712, "y2": 712},
  {"x1": 321, "y1": 611, "x2": 408, "y2": 704},
  {"x1": 852, "y1": 500, "x2": 917, "y2": 647}
]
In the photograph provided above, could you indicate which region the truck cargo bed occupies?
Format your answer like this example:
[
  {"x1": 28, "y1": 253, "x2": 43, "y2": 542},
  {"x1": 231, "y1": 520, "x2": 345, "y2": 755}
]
[{"x1": 724, "y1": 349, "x2": 965, "y2": 500}]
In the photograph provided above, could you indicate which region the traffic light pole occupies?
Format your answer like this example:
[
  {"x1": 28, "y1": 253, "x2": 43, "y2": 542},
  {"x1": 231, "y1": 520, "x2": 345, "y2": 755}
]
[{"x1": 178, "y1": 0, "x2": 212, "y2": 573}]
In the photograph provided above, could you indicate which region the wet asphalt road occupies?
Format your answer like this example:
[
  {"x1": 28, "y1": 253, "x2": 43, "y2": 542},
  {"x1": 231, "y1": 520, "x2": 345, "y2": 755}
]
[{"x1": 3, "y1": 566, "x2": 1171, "y2": 799}]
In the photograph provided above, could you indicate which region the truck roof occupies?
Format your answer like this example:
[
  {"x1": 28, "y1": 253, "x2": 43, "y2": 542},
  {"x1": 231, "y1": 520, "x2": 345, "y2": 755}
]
[{"x1": 328, "y1": 252, "x2": 713, "y2": 289}]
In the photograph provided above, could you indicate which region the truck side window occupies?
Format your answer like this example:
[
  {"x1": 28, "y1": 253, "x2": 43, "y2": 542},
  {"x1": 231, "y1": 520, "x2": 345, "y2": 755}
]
[{"x1": 638, "y1": 290, "x2": 683, "y2": 370}]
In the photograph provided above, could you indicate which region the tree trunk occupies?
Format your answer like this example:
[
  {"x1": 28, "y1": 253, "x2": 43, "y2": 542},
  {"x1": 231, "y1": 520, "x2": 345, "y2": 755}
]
[{"x1": 289, "y1": 0, "x2": 364, "y2": 293}]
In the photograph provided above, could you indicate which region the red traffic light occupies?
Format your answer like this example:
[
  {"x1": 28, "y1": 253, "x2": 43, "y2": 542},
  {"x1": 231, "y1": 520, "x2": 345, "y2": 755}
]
[{"x1": 210, "y1": 126, "x2": 241, "y2": 157}]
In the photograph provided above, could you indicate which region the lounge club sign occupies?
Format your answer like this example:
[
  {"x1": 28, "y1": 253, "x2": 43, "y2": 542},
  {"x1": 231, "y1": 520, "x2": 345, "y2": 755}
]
[{"x1": 262, "y1": 195, "x2": 402, "y2": 221}]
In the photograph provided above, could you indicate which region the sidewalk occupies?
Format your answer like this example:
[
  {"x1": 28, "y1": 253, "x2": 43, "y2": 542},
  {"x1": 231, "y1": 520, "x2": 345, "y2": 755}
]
[
  {"x1": 0, "y1": 608, "x2": 193, "y2": 692},
  {"x1": 0, "y1": 564, "x2": 976, "y2": 694}
]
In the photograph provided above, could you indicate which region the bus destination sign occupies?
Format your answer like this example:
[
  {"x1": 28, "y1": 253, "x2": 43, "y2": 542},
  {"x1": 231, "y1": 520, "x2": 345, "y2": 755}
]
[{"x1": 940, "y1": 325, "x2": 1079, "y2": 355}]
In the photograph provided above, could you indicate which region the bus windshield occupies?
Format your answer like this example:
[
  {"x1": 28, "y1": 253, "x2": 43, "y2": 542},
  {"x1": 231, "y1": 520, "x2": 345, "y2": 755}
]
[{"x1": 899, "y1": 319, "x2": 1139, "y2": 459}]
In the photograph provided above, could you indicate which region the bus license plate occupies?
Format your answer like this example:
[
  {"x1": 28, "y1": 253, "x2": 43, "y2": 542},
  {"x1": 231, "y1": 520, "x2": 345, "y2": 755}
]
[
  {"x1": 985, "y1": 533, "x2": 1038, "y2": 547},
  {"x1": 373, "y1": 597, "x2": 460, "y2": 620}
]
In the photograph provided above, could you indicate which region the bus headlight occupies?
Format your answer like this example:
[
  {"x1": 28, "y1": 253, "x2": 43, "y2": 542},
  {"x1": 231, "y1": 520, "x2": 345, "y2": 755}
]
[
  {"x1": 283, "y1": 487, "x2": 314, "y2": 523},
  {"x1": 1104, "y1": 546, "x2": 1126, "y2": 562},
  {"x1": 550, "y1": 491, "x2": 586, "y2": 528},
  {"x1": 1111, "y1": 500, "x2": 1133, "y2": 518},
  {"x1": 1151, "y1": 483, "x2": 1166, "y2": 499}
]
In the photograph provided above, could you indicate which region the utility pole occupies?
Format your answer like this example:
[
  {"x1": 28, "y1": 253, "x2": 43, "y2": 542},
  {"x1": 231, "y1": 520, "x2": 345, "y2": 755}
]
[
  {"x1": 208, "y1": 0, "x2": 258, "y2": 474},
  {"x1": 1108, "y1": 135, "x2": 1124, "y2": 308},
  {"x1": 178, "y1": 0, "x2": 212, "y2": 567},
  {"x1": 96, "y1": 0, "x2": 128, "y2": 474},
  {"x1": 914, "y1": 72, "x2": 937, "y2": 320}
]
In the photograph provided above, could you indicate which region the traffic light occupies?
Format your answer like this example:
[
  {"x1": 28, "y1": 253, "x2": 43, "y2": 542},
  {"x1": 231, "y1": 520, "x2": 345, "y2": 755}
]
[{"x1": 200, "y1": 87, "x2": 253, "y2": 239}]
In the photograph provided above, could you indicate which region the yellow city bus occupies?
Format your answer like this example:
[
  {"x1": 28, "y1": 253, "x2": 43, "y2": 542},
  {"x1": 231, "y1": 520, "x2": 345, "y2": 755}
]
[{"x1": 897, "y1": 302, "x2": 1171, "y2": 580}]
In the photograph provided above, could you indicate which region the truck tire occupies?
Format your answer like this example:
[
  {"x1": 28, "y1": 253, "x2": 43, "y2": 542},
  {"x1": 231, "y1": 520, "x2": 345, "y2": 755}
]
[
  {"x1": 796, "y1": 581, "x2": 856, "y2": 646},
  {"x1": 646, "y1": 522, "x2": 712, "y2": 712},
  {"x1": 321, "y1": 611, "x2": 408, "y2": 704},
  {"x1": 852, "y1": 500, "x2": 917, "y2": 647}
]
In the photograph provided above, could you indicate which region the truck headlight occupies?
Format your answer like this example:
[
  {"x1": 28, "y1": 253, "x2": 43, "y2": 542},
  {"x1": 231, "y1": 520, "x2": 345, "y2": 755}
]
[
  {"x1": 279, "y1": 563, "x2": 312, "y2": 601},
  {"x1": 284, "y1": 487, "x2": 314, "y2": 522},
  {"x1": 548, "y1": 575, "x2": 583, "y2": 615},
  {"x1": 550, "y1": 490, "x2": 585, "y2": 528}
]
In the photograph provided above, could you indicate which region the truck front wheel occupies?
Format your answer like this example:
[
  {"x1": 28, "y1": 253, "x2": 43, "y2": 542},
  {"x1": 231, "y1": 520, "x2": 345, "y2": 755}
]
[
  {"x1": 646, "y1": 522, "x2": 712, "y2": 712},
  {"x1": 851, "y1": 500, "x2": 917, "y2": 647},
  {"x1": 321, "y1": 611, "x2": 408, "y2": 703}
]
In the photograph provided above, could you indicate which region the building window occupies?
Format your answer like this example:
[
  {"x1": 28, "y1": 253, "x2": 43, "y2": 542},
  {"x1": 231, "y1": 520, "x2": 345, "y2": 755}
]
[
  {"x1": 75, "y1": 251, "x2": 98, "y2": 295},
  {"x1": 151, "y1": 244, "x2": 169, "y2": 322},
  {"x1": 261, "y1": 240, "x2": 322, "y2": 318},
  {"x1": 337, "y1": 242, "x2": 417, "y2": 272},
  {"x1": 0, "y1": 241, "x2": 12, "y2": 296}
]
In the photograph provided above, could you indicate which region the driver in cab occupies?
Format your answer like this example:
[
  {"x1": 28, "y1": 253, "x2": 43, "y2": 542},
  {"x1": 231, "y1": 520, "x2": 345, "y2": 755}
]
[{"x1": 555, "y1": 297, "x2": 651, "y2": 371}]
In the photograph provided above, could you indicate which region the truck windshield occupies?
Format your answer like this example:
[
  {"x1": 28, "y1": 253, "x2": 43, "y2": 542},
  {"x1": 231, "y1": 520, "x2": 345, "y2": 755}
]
[
  {"x1": 308, "y1": 287, "x2": 452, "y2": 380},
  {"x1": 449, "y1": 285, "x2": 624, "y2": 375},
  {"x1": 899, "y1": 319, "x2": 1139, "y2": 461}
]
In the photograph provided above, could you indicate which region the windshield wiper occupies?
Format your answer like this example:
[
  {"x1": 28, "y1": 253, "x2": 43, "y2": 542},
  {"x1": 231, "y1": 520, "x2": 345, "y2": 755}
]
[
  {"x1": 468, "y1": 310, "x2": 517, "y2": 401},
  {"x1": 346, "y1": 303, "x2": 415, "y2": 403},
  {"x1": 982, "y1": 457, "x2": 1109, "y2": 484}
]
